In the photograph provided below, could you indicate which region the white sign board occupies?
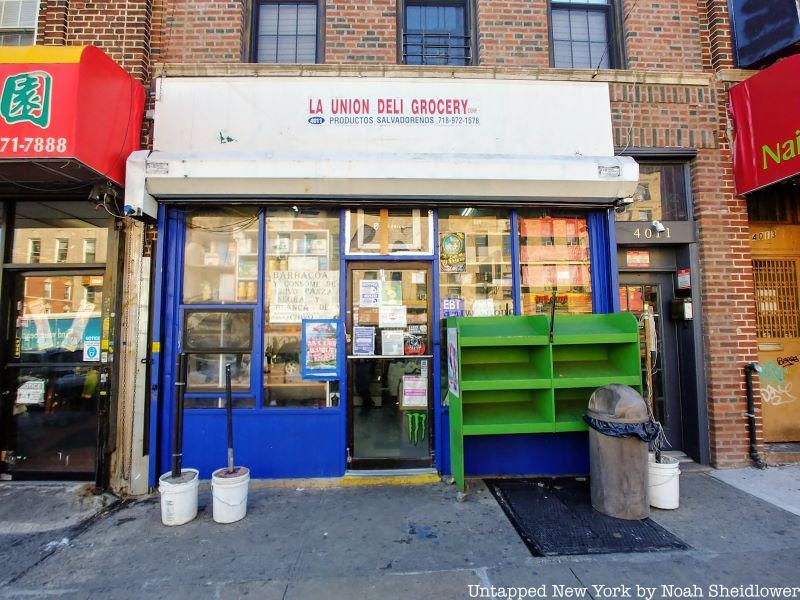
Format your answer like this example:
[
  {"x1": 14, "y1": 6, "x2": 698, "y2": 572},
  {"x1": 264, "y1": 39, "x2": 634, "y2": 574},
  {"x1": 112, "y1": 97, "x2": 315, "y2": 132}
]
[
  {"x1": 154, "y1": 77, "x2": 614, "y2": 158},
  {"x1": 269, "y1": 271, "x2": 339, "y2": 323},
  {"x1": 17, "y1": 380, "x2": 45, "y2": 405}
]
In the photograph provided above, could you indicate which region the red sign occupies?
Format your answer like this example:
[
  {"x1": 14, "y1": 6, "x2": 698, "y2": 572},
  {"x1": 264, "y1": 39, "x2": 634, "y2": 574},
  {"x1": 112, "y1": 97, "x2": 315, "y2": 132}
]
[
  {"x1": 730, "y1": 55, "x2": 800, "y2": 196},
  {"x1": 0, "y1": 46, "x2": 145, "y2": 186}
]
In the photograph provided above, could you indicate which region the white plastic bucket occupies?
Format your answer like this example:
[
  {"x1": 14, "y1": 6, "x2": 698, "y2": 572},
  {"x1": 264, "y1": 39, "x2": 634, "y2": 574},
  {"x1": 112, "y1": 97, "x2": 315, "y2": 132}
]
[
  {"x1": 648, "y1": 454, "x2": 680, "y2": 509},
  {"x1": 211, "y1": 467, "x2": 250, "y2": 524},
  {"x1": 158, "y1": 468, "x2": 199, "y2": 526}
]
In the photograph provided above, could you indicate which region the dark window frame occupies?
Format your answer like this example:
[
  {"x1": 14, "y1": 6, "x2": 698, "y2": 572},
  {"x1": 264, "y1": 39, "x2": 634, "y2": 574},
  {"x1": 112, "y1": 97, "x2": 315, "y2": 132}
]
[
  {"x1": 399, "y1": 0, "x2": 475, "y2": 66},
  {"x1": 548, "y1": 0, "x2": 624, "y2": 70},
  {"x1": 251, "y1": 0, "x2": 324, "y2": 64}
]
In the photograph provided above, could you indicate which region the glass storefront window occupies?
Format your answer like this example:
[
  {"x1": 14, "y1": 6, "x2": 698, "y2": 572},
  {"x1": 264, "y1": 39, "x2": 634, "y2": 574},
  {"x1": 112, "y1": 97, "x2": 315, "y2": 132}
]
[
  {"x1": 265, "y1": 208, "x2": 340, "y2": 408},
  {"x1": 437, "y1": 209, "x2": 514, "y2": 318},
  {"x1": 346, "y1": 208, "x2": 434, "y2": 254},
  {"x1": 519, "y1": 210, "x2": 592, "y2": 315},
  {"x1": 13, "y1": 275, "x2": 104, "y2": 363},
  {"x1": 184, "y1": 311, "x2": 253, "y2": 352},
  {"x1": 186, "y1": 353, "x2": 251, "y2": 392},
  {"x1": 615, "y1": 163, "x2": 689, "y2": 222},
  {"x1": 183, "y1": 208, "x2": 260, "y2": 304},
  {"x1": 12, "y1": 201, "x2": 111, "y2": 264}
]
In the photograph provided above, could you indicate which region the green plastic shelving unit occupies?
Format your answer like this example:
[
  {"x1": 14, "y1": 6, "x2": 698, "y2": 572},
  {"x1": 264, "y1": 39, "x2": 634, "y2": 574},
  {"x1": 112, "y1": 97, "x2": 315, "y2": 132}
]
[{"x1": 447, "y1": 312, "x2": 642, "y2": 492}]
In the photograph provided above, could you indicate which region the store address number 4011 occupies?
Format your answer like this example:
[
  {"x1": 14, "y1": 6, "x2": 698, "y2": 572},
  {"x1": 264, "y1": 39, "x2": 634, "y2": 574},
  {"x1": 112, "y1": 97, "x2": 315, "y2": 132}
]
[
  {"x1": 632, "y1": 227, "x2": 672, "y2": 239},
  {"x1": 1, "y1": 137, "x2": 68, "y2": 153}
]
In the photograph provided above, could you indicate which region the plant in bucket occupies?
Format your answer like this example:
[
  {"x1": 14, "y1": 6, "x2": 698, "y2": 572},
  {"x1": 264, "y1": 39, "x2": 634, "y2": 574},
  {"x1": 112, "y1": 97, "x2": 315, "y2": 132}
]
[
  {"x1": 159, "y1": 353, "x2": 200, "y2": 526},
  {"x1": 640, "y1": 310, "x2": 680, "y2": 510},
  {"x1": 212, "y1": 364, "x2": 250, "y2": 524}
]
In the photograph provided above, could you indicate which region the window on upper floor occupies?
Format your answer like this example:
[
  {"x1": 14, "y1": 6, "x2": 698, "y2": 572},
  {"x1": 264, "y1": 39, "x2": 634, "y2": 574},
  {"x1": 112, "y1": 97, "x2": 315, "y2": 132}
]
[
  {"x1": 402, "y1": 0, "x2": 471, "y2": 66},
  {"x1": 0, "y1": 0, "x2": 36, "y2": 46},
  {"x1": 253, "y1": 0, "x2": 318, "y2": 64},
  {"x1": 550, "y1": 0, "x2": 620, "y2": 69}
]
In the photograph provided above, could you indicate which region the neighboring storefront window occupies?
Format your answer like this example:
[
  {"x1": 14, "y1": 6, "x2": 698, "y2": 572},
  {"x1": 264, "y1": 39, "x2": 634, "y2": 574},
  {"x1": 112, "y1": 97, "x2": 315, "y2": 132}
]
[
  {"x1": 519, "y1": 210, "x2": 592, "y2": 315},
  {"x1": 346, "y1": 208, "x2": 434, "y2": 254},
  {"x1": 437, "y1": 209, "x2": 514, "y2": 318},
  {"x1": 615, "y1": 163, "x2": 689, "y2": 222},
  {"x1": 11, "y1": 201, "x2": 110, "y2": 264},
  {"x1": 265, "y1": 208, "x2": 340, "y2": 408}
]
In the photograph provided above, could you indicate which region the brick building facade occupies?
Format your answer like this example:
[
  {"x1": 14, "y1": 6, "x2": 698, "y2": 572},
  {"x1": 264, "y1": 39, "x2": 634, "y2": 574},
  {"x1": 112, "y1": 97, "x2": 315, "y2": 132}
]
[{"x1": 16, "y1": 0, "x2": 772, "y2": 489}]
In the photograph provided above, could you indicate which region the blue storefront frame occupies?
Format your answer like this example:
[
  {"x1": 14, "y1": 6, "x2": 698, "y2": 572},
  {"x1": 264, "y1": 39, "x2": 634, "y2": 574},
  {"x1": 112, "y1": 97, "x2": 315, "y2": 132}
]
[{"x1": 149, "y1": 206, "x2": 617, "y2": 486}]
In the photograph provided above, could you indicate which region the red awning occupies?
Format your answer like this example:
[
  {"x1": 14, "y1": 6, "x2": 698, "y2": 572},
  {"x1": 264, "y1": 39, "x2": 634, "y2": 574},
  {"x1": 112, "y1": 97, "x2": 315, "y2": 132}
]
[
  {"x1": 0, "y1": 45, "x2": 145, "y2": 189},
  {"x1": 730, "y1": 54, "x2": 800, "y2": 196}
]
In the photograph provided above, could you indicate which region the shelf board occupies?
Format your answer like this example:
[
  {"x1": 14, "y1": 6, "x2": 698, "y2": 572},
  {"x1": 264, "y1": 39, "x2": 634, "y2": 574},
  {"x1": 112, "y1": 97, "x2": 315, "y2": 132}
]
[
  {"x1": 461, "y1": 363, "x2": 551, "y2": 390},
  {"x1": 553, "y1": 360, "x2": 640, "y2": 389},
  {"x1": 456, "y1": 316, "x2": 550, "y2": 345},
  {"x1": 551, "y1": 313, "x2": 639, "y2": 344},
  {"x1": 463, "y1": 401, "x2": 553, "y2": 435},
  {"x1": 555, "y1": 397, "x2": 589, "y2": 432}
]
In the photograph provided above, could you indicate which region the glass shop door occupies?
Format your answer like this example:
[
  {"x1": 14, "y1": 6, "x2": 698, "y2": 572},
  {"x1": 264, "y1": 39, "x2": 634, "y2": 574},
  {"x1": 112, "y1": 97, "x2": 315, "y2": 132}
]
[
  {"x1": 346, "y1": 262, "x2": 434, "y2": 469},
  {"x1": 1, "y1": 272, "x2": 106, "y2": 478}
]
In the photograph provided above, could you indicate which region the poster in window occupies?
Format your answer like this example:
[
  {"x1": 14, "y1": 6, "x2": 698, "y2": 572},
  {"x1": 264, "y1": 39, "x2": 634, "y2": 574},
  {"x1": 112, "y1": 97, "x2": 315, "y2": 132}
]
[
  {"x1": 440, "y1": 232, "x2": 466, "y2": 273},
  {"x1": 353, "y1": 326, "x2": 375, "y2": 355},
  {"x1": 381, "y1": 330, "x2": 405, "y2": 356},
  {"x1": 381, "y1": 281, "x2": 403, "y2": 306},
  {"x1": 379, "y1": 305, "x2": 407, "y2": 328},
  {"x1": 359, "y1": 280, "x2": 381, "y2": 308},
  {"x1": 401, "y1": 375, "x2": 428, "y2": 409},
  {"x1": 447, "y1": 327, "x2": 459, "y2": 401},
  {"x1": 269, "y1": 270, "x2": 339, "y2": 323},
  {"x1": 301, "y1": 319, "x2": 338, "y2": 380}
]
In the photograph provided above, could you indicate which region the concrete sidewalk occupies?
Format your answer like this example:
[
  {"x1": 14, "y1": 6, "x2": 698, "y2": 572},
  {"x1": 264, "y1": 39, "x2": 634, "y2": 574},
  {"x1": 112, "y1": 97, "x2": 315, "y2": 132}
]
[
  {"x1": 711, "y1": 464, "x2": 800, "y2": 516},
  {"x1": 1, "y1": 471, "x2": 799, "y2": 599}
]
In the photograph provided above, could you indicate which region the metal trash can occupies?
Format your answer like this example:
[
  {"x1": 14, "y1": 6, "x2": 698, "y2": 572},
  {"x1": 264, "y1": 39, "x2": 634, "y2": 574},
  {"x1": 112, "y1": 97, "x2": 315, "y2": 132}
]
[{"x1": 584, "y1": 384, "x2": 658, "y2": 520}]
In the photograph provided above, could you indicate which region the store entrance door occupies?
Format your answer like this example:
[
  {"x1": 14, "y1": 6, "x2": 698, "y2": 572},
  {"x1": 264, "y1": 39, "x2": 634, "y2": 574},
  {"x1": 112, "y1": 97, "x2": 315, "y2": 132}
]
[
  {"x1": 618, "y1": 273, "x2": 684, "y2": 450},
  {"x1": 346, "y1": 262, "x2": 434, "y2": 469},
  {"x1": 1, "y1": 272, "x2": 106, "y2": 479}
]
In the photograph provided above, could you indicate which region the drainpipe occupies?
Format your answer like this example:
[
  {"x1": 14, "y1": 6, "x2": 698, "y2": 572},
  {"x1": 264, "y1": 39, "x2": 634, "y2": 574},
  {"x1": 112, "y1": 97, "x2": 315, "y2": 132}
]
[{"x1": 744, "y1": 363, "x2": 767, "y2": 470}]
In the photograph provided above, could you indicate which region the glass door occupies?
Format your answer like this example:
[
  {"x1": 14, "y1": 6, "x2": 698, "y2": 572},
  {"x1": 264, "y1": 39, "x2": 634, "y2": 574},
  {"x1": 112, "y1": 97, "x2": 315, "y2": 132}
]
[
  {"x1": 618, "y1": 273, "x2": 683, "y2": 450},
  {"x1": 346, "y1": 262, "x2": 433, "y2": 469},
  {"x1": 1, "y1": 272, "x2": 105, "y2": 477}
]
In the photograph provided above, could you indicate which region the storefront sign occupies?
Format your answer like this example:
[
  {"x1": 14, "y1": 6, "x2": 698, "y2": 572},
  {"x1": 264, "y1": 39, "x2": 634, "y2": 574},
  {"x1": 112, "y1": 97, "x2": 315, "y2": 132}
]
[
  {"x1": 730, "y1": 55, "x2": 800, "y2": 195},
  {"x1": 359, "y1": 280, "x2": 381, "y2": 307},
  {"x1": 440, "y1": 233, "x2": 466, "y2": 272},
  {"x1": 401, "y1": 376, "x2": 428, "y2": 409},
  {"x1": 441, "y1": 297, "x2": 465, "y2": 318},
  {"x1": 154, "y1": 77, "x2": 616, "y2": 159},
  {"x1": 0, "y1": 46, "x2": 145, "y2": 186},
  {"x1": 301, "y1": 319, "x2": 338, "y2": 380},
  {"x1": 353, "y1": 326, "x2": 375, "y2": 355},
  {"x1": 269, "y1": 271, "x2": 338, "y2": 323},
  {"x1": 677, "y1": 269, "x2": 691, "y2": 290}
]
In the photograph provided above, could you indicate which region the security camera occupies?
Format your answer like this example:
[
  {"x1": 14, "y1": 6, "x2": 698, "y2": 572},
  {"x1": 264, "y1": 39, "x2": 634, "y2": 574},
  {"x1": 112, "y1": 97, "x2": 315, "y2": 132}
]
[{"x1": 651, "y1": 220, "x2": 666, "y2": 233}]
